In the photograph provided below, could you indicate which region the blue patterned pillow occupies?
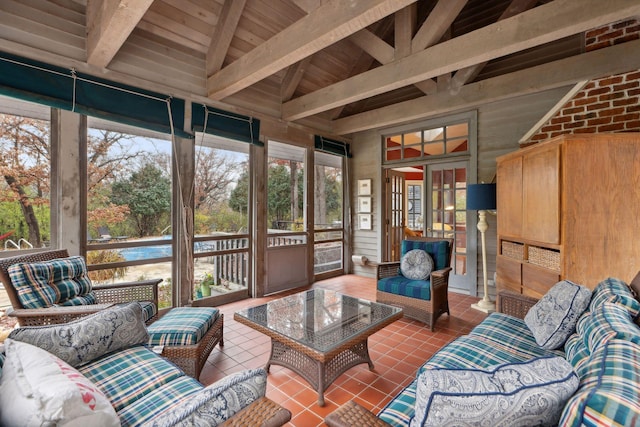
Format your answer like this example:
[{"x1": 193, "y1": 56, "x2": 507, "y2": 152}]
[
  {"x1": 147, "y1": 368, "x2": 267, "y2": 426},
  {"x1": 410, "y1": 356, "x2": 578, "y2": 427},
  {"x1": 525, "y1": 280, "x2": 591, "y2": 350},
  {"x1": 8, "y1": 302, "x2": 149, "y2": 367},
  {"x1": 400, "y1": 249, "x2": 433, "y2": 280}
]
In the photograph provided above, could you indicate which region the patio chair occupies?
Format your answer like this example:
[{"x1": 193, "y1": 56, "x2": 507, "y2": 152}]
[
  {"x1": 376, "y1": 237, "x2": 454, "y2": 331},
  {"x1": 97, "y1": 225, "x2": 128, "y2": 241},
  {"x1": 0, "y1": 249, "x2": 160, "y2": 326}
]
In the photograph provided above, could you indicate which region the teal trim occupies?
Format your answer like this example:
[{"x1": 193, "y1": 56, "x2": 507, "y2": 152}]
[
  {"x1": 0, "y1": 52, "x2": 190, "y2": 138},
  {"x1": 314, "y1": 135, "x2": 351, "y2": 157},
  {"x1": 192, "y1": 103, "x2": 261, "y2": 145}
]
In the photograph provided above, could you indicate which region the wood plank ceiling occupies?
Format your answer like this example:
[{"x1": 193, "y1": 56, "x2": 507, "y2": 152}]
[{"x1": 1, "y1": 0, "x2": 640, "y2": 136}]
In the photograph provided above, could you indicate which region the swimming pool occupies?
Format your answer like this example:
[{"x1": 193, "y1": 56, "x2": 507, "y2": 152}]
[{"x1": 118, "y1": 240, "x2": 215, "y2": 261}]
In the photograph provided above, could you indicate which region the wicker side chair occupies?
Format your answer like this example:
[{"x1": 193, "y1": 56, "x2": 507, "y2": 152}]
[
  {"x1": 0, "y1": 249, "x2": 160, "y2": 326},
  {"x1": 376, "y1": 237, "x2": 454, "y2": 331}
]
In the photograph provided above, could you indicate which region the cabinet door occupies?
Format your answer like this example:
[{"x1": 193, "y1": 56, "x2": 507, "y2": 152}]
[
  {"x1": 497, "y1": 156, "x2": 523, "y2": 237},
  {"x1": 522, "y1": 144, "x2": 560, "y2": 244}
]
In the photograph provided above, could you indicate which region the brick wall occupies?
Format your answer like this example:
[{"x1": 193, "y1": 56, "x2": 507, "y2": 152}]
[{"x1": 525, "y1": 19, "x2": 640, "y2": 144}]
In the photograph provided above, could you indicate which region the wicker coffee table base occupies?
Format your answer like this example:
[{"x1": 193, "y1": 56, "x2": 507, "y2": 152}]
[{"x1": 266, "y1": 339, "x2": 374, "y2": 406}]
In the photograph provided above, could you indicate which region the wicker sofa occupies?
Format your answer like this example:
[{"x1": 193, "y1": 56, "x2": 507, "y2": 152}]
[
  {"x1": 326, "y1": 277, "x2": 640, "y2": 427},
  {"x1": 0, "y1": 303, "x2": 291, "y2": 427}
]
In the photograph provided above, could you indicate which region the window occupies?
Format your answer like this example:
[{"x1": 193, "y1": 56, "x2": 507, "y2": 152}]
[
  {"x1": 192, "y1": 134, "x2": 250, "y2": 302},
  {"x1": 406, "y1": 182, "x2": 422, "y2": 229},
  {"x1": 0, "y1": 103, "x2": 51, "y2": 252},
  {"x1": 267, "y1": 141, "x2": 306, "y2": 237},
  {"x1": 85, "y1": 123, "x2": 173, "y2": 308},
  {"x1": 385, "y1": 123, "x2": 469, "y2": 162},
  {"x1": 314, "y1": 151, "x2": 343, "y2": 275}
]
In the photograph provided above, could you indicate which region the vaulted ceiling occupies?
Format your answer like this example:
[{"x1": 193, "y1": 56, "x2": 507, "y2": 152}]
[{"x1": 1, "y1": 0, "x2": 639, "y2": 136}]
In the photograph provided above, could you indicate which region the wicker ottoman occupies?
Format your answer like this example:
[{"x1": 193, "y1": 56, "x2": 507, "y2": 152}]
[{"x1": 147, "y1": 307, "x2": 223, "y2": 379}]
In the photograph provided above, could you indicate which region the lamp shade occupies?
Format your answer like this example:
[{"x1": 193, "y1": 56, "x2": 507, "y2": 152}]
[{"x1": 467, "y1": 183, "x2": 496, "y2": 210}]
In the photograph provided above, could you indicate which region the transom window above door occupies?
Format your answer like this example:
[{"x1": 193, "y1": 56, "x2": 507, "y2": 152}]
[{"x1": 385, "y1": 123, "x2": 469, "y2": 162}]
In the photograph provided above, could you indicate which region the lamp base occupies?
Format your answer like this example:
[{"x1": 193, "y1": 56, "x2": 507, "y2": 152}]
[{"x1": 471, "y1": 299, "x2": 496, "y2": 314}]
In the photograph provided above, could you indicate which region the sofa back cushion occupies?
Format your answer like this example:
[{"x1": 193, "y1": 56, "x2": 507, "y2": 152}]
[
  {"x1": 401, "y1": 240, "x2": 450, "y2": 271},
  {"x1": 590, "y1": 277, "x2": 640, "y2": 317},
  {"x1": 576, "y1": 302, "x2": 640, "y2": 354},
  {"x1": 411, "y1": 356, "x2": 578, "y2": 427},
  {"x1": 9, "y1": 302, "x2": 149, "y2": 367},
  {"x1": 8, "y1": 256, "x2": 95, "y2": 309}
]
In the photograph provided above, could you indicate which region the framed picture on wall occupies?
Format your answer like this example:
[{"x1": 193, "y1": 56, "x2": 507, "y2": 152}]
[
  {"x1": 357, "y1": 179, "x2": 371, "y2": 196},
  {"x1": 358, "y1": 197, "x2": 371, "y2": 213},
  {"x1": 358, "y1": 214, "x2": 372, "y2": 230}
]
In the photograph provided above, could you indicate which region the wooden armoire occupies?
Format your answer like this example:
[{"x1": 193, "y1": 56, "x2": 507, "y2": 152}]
[{"x1": 496, "y1": 133, "x2": 640, "y2": 299}]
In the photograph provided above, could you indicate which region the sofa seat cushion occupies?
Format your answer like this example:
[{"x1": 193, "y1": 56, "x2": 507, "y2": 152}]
[
  {"x1": 590, "y1": 277, "x2": 640, "y2": 317},
  {"x1": 146, "y1": 368, "x2": 267, "y2": 427},
  {"x1": 118, "y1": 376, "x2": 202, "y2": 427},
  {"x1": 410, "y1": 356, "x2": 578, "y2": 427},
  {"x1": 379, "y1": 314, "x2": 563, "y2": 426},
  {"x1": 524, "y1": 280, "x2": 591, "y2": 350},
  {"x1": 79, "y1": 345, "x2": 184, "y2": 412},
  {"x1": 377, "y1": 276, "x2": 431, "y2": 301},
  {"x1": 8, "y1": 256, "x2": 95, "y2": 308},
  {"x1": 560, "y1": 339, "x2": 640, "y2": 427},
  {"x1": 147, "y1": 307, "x2": 219, "y2": 346}
]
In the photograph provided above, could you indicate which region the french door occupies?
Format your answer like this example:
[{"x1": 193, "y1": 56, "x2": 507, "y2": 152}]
[{"x1": 427, "y1": 162, "x2": 473, "y2": 293}]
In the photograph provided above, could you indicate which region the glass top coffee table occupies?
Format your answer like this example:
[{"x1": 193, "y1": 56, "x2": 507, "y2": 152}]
[{"x1": 234, "y1": 289, "x2": 403, "y2": 406}]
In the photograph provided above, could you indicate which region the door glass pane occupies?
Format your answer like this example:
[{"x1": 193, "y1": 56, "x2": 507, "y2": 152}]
[
  {"x1": 267, "y1": 141, "x2": 305, "y2": 234},
  {"x1": 314, "y1": 152, "x2": 343, "y2": 274}
]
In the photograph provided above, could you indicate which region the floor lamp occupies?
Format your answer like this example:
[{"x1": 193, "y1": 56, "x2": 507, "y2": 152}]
[{"x1": 467, "y1": 183, "x2": 497, "y2": 314}]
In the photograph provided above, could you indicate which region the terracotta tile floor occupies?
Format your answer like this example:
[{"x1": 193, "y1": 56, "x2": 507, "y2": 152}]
[{"x1": 199, "y1": 274, "x2": 488, "y2": 427}]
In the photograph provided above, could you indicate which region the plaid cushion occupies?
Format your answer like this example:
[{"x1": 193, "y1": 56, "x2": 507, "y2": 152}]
[
  {"x1": 59, "y1": 291, "x2": 97, "y2": 306},
  {"x1": 401, "y1": 240, "x2": 450, "y2": 271},
  {"x1": 378, "y1": 378, "x2": 418, "y2": 426},
  {"x1": 560, "y1": 339, "x2": 640, "y2": 427},
  {"x1": 79, "y1": 345, "x2": 184, "y2": 412},
  {"x1": 590, "y1": 277, "x2": 640, "y2": 317},
  {"x1": 118, "y1": 376, "x2": 201, "y2": 427},
  {"x1": 8, "y1": 256, "x2": 93, "y2": 308},
  {"x1": 377, "y1": 276, "x2": 431, "y2": 300},
  {"x1": 147, "y1": 307, "x2": 219, "y2": 346},
  {"x1": 576, "y1": 302, "x2": 640, "y2": 354},
  {"x1": 139, "y1": 301, "x2": 157, "y2": 322},
  {"x1": 565, "y1": 333, "x2": 591, "y2": 372}
]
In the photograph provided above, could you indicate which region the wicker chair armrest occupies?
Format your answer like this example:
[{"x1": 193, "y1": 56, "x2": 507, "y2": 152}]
[
  {"x1": 221, "y1": 397, "x2": 292, "y2": 427},
  {"x1": 7, "y1": 303, "x2": 114, "y2": 326},
  {"x1": 93, "y1": 278, "x2": 160, "y2": 305},
  {"x1": 498, "y1": 291, "x2": 539, "y2": 319},
  {"x1": 430, "y1": 267, "x2": 452, "y2": 290},
  {"x1": 377, "y1": 262, "x2": 400, "y2": 280}
]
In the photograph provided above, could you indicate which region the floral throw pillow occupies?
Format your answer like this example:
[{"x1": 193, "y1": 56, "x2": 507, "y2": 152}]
[
  {"x1": 410, "y1": 356, "x2": 578, "y2": 427},
  {"x1": 525, "y1": 280, "x2": 591, "y2": 350},
  {"x1": 400, "y1": 249, "x2": 433, "y2": 280}
]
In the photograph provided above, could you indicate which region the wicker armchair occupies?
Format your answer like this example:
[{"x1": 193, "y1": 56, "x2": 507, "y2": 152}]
[
  {"x1": 0, "y1": 249, "x2": 160, "y2": 326},
  {"x1": 376, "y1": 237, "x2": 453, "y2": 331}
]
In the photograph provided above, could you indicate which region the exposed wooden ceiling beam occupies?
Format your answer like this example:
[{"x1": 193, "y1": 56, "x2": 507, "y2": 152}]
[
  {"x1": 281, "y1": 57, "x2": 313, "y2": 101},
  {"x1": 86, "y1": 0, "x2": 154, "y2": 68},
  {"x1": 290, "y1": 0, "x2": 322, "y2": 14},
  {"x1": 411, "y1": 0, "x2": 467, "y2": 53},
  {"x1": 206, "y1": 0, "x2": 417, "y2": 100},
  {"x1": 332, "y1": 39, "x2": 640, "y2": 135},
  {"x1": 451, "y1": 0, "x2": 538, "y2": 88},
  {"x1": 206, "y1": 0, "x2": 247, "y2": 76},
  {"x1": 282, "y1": 0, "x2": 640, "y2": 121},
  {"x1": 395, "y1": 4, "x2": 417, "y2": 59},
  {"x1": 349, "y1": 29, "x2": 395, "y2": 64}
]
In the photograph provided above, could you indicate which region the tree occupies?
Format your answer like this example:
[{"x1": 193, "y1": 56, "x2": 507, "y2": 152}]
[
  {"x1": 111, "y1": 163, "x2": 171, "y2": 237},
  {"x1": 194, "y1": 148, "x2": 239, "y2": 211},
  {"x1": 0, "y1": 114, "x2": 49, "y2": 246}
]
